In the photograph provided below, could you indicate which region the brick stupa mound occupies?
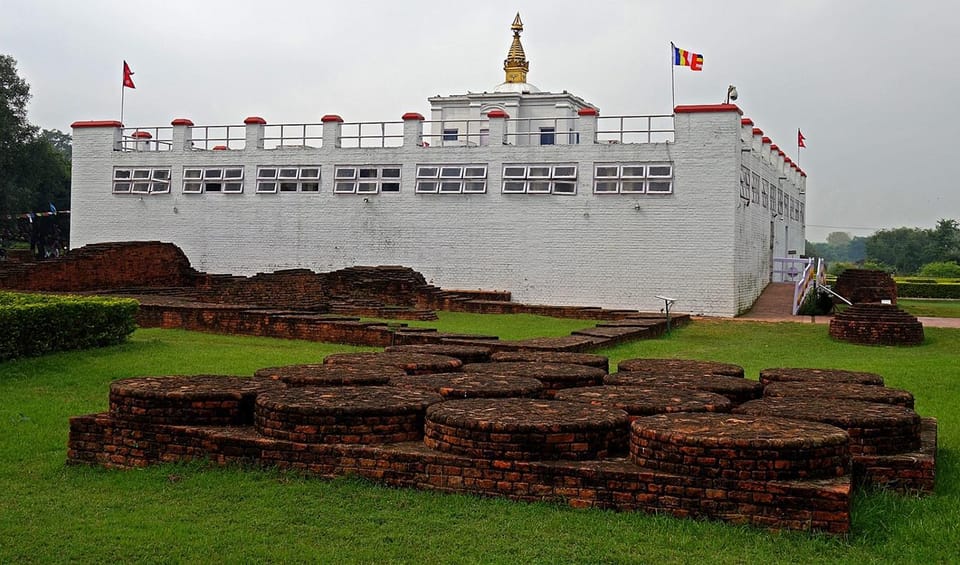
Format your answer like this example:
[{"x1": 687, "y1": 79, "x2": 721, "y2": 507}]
[
  {"x1": 554, "y1": 385, "x2": 731, "y2": 419},
  {"x1": 109, "y1": 375, "x2": 275, "y2": 426},
  {"x1": 424, "y1": 398, "x2": 629, "y2": 461},
  {"x1": 323, "y1": 352, "x2": 462, "y2": 374},
  {"x1": 829, "y1": 303, "x2": 924, "y2": 346},
  {"x1": 490, "y1": 350, "x2": 610, "y2": 371},
  {"x1": 255, "y1": 386, "x2": 442, "y2": 444},
  {"x1": 630, "y1": 413, "x2": 850, "y2": 480},
  {"x1": 759, "y1": 367, "x2": 884, "y2": 386},
  {"x1": 735, "y1": 397, "x2": 921, "y2": 455},
  {"x1": 254, "y1": 363, "x2": 404, "y2": 386},
  {"x1": 388, "y1": 372, "x2": 543, "y2": 399},
  {"x1": 617, "y1": 358, "x2": 745, "y2": 378},
  {"x1": 764, "y1": 381, "x2": 915, "y2": 408},
  {"x1": 461, "y1": 362, "x2": 606, "y2": 397},
  {"x1": 384, "y1": 344, "x2": 492, "y2": 364},
  {"x1": 603, "y1": 372, "x2": 763, "y2": 404},
  {"x1": 834, "y1": 268, "x2": 897, "y2": 304}
]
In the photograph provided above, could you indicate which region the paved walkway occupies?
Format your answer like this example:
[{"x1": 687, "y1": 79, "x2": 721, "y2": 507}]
[{"x1": 731, "y1": 282, "x2": 960, "y2": 328}]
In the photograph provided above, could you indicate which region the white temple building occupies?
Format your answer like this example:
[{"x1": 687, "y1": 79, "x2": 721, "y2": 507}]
[{"x1": 69, "y1": 14, "x2": 807, "y2": 317}]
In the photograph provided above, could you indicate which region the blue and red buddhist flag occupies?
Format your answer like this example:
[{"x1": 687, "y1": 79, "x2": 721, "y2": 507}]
[{"x1": 673, "y1": 44, "x2": 703, "y2": 71}]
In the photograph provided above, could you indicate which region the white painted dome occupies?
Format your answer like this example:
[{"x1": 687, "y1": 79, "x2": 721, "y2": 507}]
[{"x1": 492, "y1": 82, "x2": 541, "y2": 93}]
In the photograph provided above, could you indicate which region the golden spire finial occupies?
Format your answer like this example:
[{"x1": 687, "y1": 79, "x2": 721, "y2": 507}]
[{"x1": 503, "y1": 12, "x2": 529, "y2": 84}]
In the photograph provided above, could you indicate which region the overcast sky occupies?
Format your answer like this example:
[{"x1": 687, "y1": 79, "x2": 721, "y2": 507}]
[{"x1": 3, "y1": 0, "x2": 957, "y2": 241}]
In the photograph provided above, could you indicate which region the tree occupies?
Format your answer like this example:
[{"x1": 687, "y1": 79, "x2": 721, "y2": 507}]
[
  {"x1": 0, "y1": 54, "x2": 37, "y2": 216},
  {"x1": 826, "y1": 231, "x2": 852, "y2": 247},
  {"x1": 41, "y1": 128, "x2": 72, "y2": 161}
]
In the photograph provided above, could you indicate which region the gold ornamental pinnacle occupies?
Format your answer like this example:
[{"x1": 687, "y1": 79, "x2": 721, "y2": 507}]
[{"x1": 503, "y1": 13, "x2": 529, "y2": 84}]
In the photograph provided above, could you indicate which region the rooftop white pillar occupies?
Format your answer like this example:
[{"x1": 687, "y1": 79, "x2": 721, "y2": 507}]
[
  {"x1": 321, "y1": 114, "x2": 343, "y2": 148},
  {"x1": 244, "y1": 116, "x2": 266, "y2": 150},
  {"x1": 401, "y1": 112, "x2": 425, "y2": 147},
  {"x1": 171, "y1": 118, "x2": 194, "y2": 152},
  {"x1": 577, "y1": 107, "x2": 598, "y2": 144}
]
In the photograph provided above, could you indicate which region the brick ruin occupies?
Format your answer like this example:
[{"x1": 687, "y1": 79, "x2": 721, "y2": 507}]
[
  {"x1": 829, "y1": 269, "x2": 924, "y2": 346},
  {"x1": 68, "y1": 354, "x2": 937, "y2": 535}
]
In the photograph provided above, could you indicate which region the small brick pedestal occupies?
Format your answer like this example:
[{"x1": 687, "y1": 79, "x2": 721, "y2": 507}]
[
  {"x1": 555, "y1": 385, "x2": 731, "y2": 419},
  {"x1": 424, "y1": 398, "x2": 629, "y2": 460},
  {"x1": 389, "y1": 373, "x2": 543, "y2": 399},
  {"x1": 764, "y1": 381, "x2": 915, "y2": 408},
  {"x1": 109, "y1": 375, "x2": 274, "y2": 425},
  {"x1": 603, "y1": 373, "x2": 763, "y2": 405},
  {"x1": 829, "y1": 304, "x2": 924, "y2": 346},
  {"x1": 759, "y1": 367, "x2": 884, "y2": 386},
  {"x1": 254, "y1": 364, "x2": 404, "y2": 386},
  {"x1": 323, "y1": 352, "x2": 463, "y2": 374},
  {"x1": 384, "y1": 344, "x2": 493, "y2": 364},
  {"x1": 255, "y1": 386, "x2": 442, "y2": 444},
  {"x1": 617, "y1": 358, "x2": 745, "y2": 378},
  {"x1": 461, "y1": 362, "x2": 606, "y2": 397},
  {"x1": 490, "y1": 351, "x2": 610, "y2": 371}
]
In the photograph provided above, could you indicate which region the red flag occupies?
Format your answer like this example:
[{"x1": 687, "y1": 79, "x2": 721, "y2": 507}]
[
  {"x1": 798, "y1": 129, "x2": 806, "y2": 148},
  {"x1": 123, "y1": 61, "x2": 136, "y2": 89}
]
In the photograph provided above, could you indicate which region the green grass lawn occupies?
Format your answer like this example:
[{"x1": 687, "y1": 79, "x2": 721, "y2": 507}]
[
  {"x1": 2, "y1": 321, "x2": 959, "y2": 563},
  {"x1": 366, "y1": 311, "x2": 595, "y2": 340},
  {"x1": 897, "y1": 298, "x2": 960, "y2": 318}
]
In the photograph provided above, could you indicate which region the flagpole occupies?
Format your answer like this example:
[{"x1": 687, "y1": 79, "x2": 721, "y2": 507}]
[
  {"x1": 120, "y1": 79, "x2": 125, "y2": 126},
  {"x1": 670, "y1": 42, "x2": 676, "y2": 113}
]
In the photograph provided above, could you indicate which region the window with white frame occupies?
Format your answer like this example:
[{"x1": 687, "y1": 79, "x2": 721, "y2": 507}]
[
  {"x1": 761, "y1": 179, "x2": 769, "y2": 208},
  {"x1": 333, "y1": 165, "x2": 401, "y2": 194},
  {"x1": 415, "y1": 164, "x2": 487, "y2": 194},
  {"x1": 500, "y1": 164, "x2": 578, "y2": 195},
  {"x1": 593, "y1": 163, "x2": 672, "y2": 194},
  {"x1": 182, "y1": 166, "x2": 244, "y2": 194},
  {"x1": 113, "y1": 167, "x2": 171, "y2": 194},
  {"x1": 256, "y1": 166, "x2": 320, "y2": 193},
  {"x1": 777, "y1": 188, "x2": 784, "y2": 215},
  {"x1": 751, "y1": 172, "x2": 761, "y2": 204}
]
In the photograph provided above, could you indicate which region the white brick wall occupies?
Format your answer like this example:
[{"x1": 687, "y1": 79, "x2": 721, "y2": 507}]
[{"x1": 71, "y1": 107, "x2": 796, "y2": 317}]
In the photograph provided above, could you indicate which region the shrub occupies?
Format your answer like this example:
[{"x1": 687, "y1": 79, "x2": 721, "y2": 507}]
[
  {"x1": 897, "y1": 283, "x2": 960, "y2": 299},
  {"x1": 0, "y1": 292, "x2": 138, "y2": 361},
  {"x1": 918, "y1": 261, "x2": 960, "y2": 278},
  {"x1": 797, "y1": 287, "x2": 834, "y2": 316}
]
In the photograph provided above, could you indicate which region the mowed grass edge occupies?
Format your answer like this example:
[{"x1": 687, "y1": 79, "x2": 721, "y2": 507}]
[{"x1": 1, "y1": 320, "x2": 958, "y2": 563}]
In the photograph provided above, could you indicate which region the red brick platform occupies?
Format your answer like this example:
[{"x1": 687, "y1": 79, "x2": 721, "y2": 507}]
[
  {"x1": 764, "y1": 381, "x2": 915, "y2": 408},
  {"x1": 603, "y1": 373, "x2": 763, "y2": 405},
  {"x1": 617, "y1": 358, "x2": 745, "y2": 378},
  {"x1": 388, "y1": 372, "x2": 544, "y2": 399},
  {"x1": 323, "y1": 352, "x2": 463, "y2": 375},
  {"x1": 759, "y1": 367, "x2": 884, "y2": 386},
  {"x1": 462, "y1": 362, "x2": 606, "y2": 397},
  {"x1": 489, "y1": 351, "x2": 610, "y2": 371},
  {"x1": 384, "y1": 344, "x2": 493, "y2": 364},
  {"x1": 254, "y1": 364, "x2": 404, "y2": 386},
  {"x1": 554, "y1": 386, "x2": 732, "y2": 419}
]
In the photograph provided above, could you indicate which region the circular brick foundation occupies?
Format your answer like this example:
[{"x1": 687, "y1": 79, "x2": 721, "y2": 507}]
[
  {"x1": 461, "y1": 362, "x2": 606, "y2": 397},
  {"x1": 617, "y1": 358, "x2": 745, "y2": 378},
  {"x1": 384, "y1": 344, "x2": 493, "y2": 364},
  {"x1": 759, "y1": 367, "x2": 884, "y2": 386},
  {"x1": 255, "y1": 386, "x2": 443, "y2": 444},
  {"x1": 109, "y1": 375, "x2": 274, "y2": 425},
  {"x1": 554, "y1": 385, "x2": 731, "y2": 418},
  {"x1": 734, "y1": 397, "x2": 920, "y2": 455},
  {"x1": 490, "y1": 351, "x2": 609, "y2": 371},
  {"x1": 254, "y1": 363, "x2": 403, "y2": 386},
  {"x1": 764, "y1": 381, "x2": 915, "y2": 408},
  {"x1": 323, "y1": 352, "x2": 462, "y2": 375},
  {"x1": 603, "y1": 372, "x2": 763, "y2": 404},
  {"x1": 389, "y1": 372, "x2": 543, "y2": 399},
  {"x1": 630, "y1": 413, "x2": 850, "y2": 480},
  {"x1": 424, "y1": 398, "x2": 629, "y2": 461},
  {"x1": 829, "y1": 304, "x2": 924, "y2": 346}
]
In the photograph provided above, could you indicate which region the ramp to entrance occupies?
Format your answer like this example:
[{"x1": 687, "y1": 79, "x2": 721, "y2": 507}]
[{"x1": 741, "y1": 283, "x2": 796, "y2": 319}]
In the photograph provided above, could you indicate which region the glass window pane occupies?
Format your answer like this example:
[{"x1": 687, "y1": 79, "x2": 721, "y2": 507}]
[
  {"x1": 595, "y1": 166, "x2": 619, "y2": 178},
  {"x1": 224, "y1": 168, "x2": 243, "y2": 179},
  {"x1": 279, "y1": 182, "x2": 299, "y2": 192},
  {"x1": 223, "y1": 182, "x2": 243, "y2": 193},
  {"x1": 552, "y1": 181, "x2": 576, "y2": 194},
  {"x1": 381, "y1": 168, "x2": 401, "y2": 178},
  {"x1": 502, "y1": 181, "x2": 526, "y2": 193},
  {"x1": 647, "y1": 181, "x2": 672, "y2": 193},
  {"x1": 503, "y1": 166, "x2": 526, "y2": 178},
  {"x1": 415, "y1": 180, "x2": 438, "y2": 193},
  {"x1": 131, "y1": 182, "x2": 151, "y2": 193},
  {"x1": 114, "y1": 169, "x2": 132, "y2": 179},
  {"x1": 527, "y1": 180, "x2": 551, "y2": 193},
  {"x1": 183, "y1": 182, "x2": 202, "y2": 193},
  {"x1": 204, "y1": 182, "x2": 222, "y2": 192},
  {"x1": 381, "y1": 182, "x2": 400, "y2": 192},
  {"x1": 184, "y1": 168, "x2": 202, "y2": 179},
  {"x1": 204, "y1": 168, "x2": 223, "y2": 179},
  {"x1": 416, "y1": 166, "x2": 439, "y2": 178},
  {"x1": 440, "y1": 167, "x2": 462, "y2": 178},
  {"x1": 439, "y1": 181, "x2": 462, "y2": 193},
  {"x1": 133, "y1": 169, "x2": 151, "y2": 179},
  {"x1": 621, "y1": 180, "x2": 646, "y2": 193},
  {"x1": 335, "y1": 168, "x2": 357, "y2": 179},
  {"x1": 257, "y1": 181, "x2": 277, "y2": 193},
  {"x1": 463, "y1": 181, "x2": 486, "y2": 193},
  {"x1": 553, "y1": 166, "x2": 576, "y2": 178},
  {"x1": 334, "y1": 181, "x2": 356, "y2": 193},
  {"x1": 463, "y1": 167, "x2": 486, "y2": 178},
  {"x1": 150, "y1": 181, "x2": 170, "y2": 194},
  {"x1": 113, "y1": 182, "x2": 131, "y2": 193},
  {"x1": 258, "y1": 168, "x2": 278, "y2": 179},
  {"x1": 301, "y1": 182, "x2": 320, "y2": 192},
  {"x1": 152, "y1": 169, "x2": 170, "y2": 180},
  {"x1": 300, "y1": 168, "x2": 320, "y2": 179},
  {"x1": 356, "y1": 182, "x2": 379, "y2": 193},
  {"x1": 648, "y1": 165, "x2": 672, "y2": 177},
  {"x1": 621, "y1": 165, "x2": 645, "y2": 178},
  {"x1": 279, "y1": 168, "x2": 298, "y2": 179},
  {"x1": 528, "y1": 166, "x2": 551, "y2": 178},
  {"x1": 594, "y1": 180, "x2": 619, "y2": 193},
  {"x1": 359, "y1": 168, "x2": 378, "y2": 179}
]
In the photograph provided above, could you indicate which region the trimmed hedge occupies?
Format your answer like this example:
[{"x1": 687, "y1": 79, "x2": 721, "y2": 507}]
[
  {"x1": 897, "y1": 283, "x2": 960, "y2": 299},
  {"x1": 0, "y1": 292, "x2": 138, "y2": 361}
]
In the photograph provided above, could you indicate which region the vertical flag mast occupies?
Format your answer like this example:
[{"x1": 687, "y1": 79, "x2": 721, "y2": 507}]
[
  {"x1": 670, "y1": 42, "x2": 676, "y2": 112},
  {"x1": 120, "y1": 61, "x2": 136, "y2": 125},
  {"x1": 670, "y1": 43, "x2": 704, "y2": 113}
]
